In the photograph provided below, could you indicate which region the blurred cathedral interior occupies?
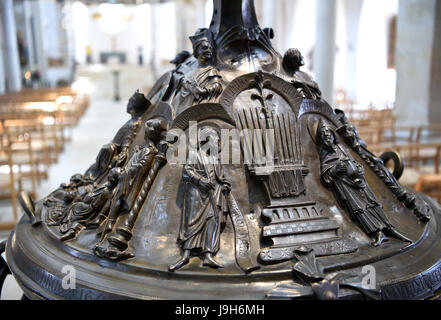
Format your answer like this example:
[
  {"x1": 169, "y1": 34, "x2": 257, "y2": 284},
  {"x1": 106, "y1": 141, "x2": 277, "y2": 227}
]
[{"x1": 0, "y1": 0, "x2": 440, "y2": 298}]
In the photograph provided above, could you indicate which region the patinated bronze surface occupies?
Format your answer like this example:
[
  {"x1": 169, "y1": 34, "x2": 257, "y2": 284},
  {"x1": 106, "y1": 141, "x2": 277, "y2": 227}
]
[{"x1": 3, "y1": 0, "x2": 441, "y2": 300}]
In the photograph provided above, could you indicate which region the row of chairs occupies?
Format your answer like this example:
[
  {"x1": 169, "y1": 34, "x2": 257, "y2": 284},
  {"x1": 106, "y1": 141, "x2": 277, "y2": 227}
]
[
  {"x1": 0, "y1": 88, "x2": 89, "y2": 230},
  {"x1": 340, "y1": 104, "x2": 441, "y2": 203}
]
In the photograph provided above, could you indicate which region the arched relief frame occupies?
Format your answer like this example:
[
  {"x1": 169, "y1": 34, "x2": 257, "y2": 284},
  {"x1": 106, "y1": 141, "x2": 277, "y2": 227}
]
[
  {"x1": 171, "y1": 103, "x2": 235, "y2": 131},
  {"x1": 169, "y1": 103, "x2": 236, "y2": 164},
  {"x1": 298, "y1": 99, "x2": 341, "y2": 126},
  {"x1": 220, "y1": 72, "x2": 306, "y2": 170},
  {"x1": 220, "y1": 72, "x2": 304, "y2": 117}
]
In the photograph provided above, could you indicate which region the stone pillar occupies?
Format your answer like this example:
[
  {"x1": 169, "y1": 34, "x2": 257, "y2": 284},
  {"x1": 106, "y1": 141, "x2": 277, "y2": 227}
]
[
  {"x1": 22, "y1": 0, "x2": 35, "y2": 71},
  {"x1": 261, "y1": 0, "x2": 283, "y2": 50},
  {"x1": 175, "y1": 1, "x2": 189, "y2": 52},
  {"x1": 428, "y1": 1, "x2": 441, "y2": 124},
  {"x1": 395, "y1": 0, "x2": 441, "y2": 126},
  {"x1": 343, "y1": 0, "x2": 363, "y2": 101},
  {"x1": 63, "y1": 2, "x2": 77, "y2": 83},
  {"x1": 254, "y1": 0, "x2": 263, "y2": 24},
  {"x1": 196, "y1": 0, "x2": 207, "y2": 29},
  {"x1": 0, "y1": 53, "x2": 5, "y2": 94},
  {"x1": 176, "y1": 0, "x2": 207, "y2": 53},
  {"x1": 274, "y1": 0, "x2": 286, "y2": 51},
  {"x1": 278, "y1": 0, "x2": 299, "y2": 53},
  {"x1": 16, "y1": 0, "x2": 35, "y2": 70},
  {"x1": 0, "y1": 23, "x2": 6, "y2": 94},
  {"x1": 150, "y1": 3, "x2": 159, "y2": 79},
  {"x1": 313, "y1": 0, "x2": 337, "y2": 105},
  {"x1": 31, "y1": 0, "x2": 47, "y2": 86},
  {"x1": 0, "y1": 0, "x2": 22, "y2": 92},
  {"x1": 261, "y1": 0, "x2": 276, "y2": 35}
]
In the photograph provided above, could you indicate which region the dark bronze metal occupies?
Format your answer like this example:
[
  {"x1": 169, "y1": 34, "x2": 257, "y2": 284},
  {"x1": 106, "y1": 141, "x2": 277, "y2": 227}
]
[
  {"x1": 4, "y1": 0, "x2": 441, "y2": 300},
  {"x1": 0, "y1": 240, "x2": 10, "y2": 298},
  {"x1": 311, "y1": 279, "x2": 339, "y2": 300},
  {"x1": 335, "y1": 109, "x2": 430, "y2": 223},
  {"x1": 315, "y1": 120, "x2": 412, "y2": 247}
]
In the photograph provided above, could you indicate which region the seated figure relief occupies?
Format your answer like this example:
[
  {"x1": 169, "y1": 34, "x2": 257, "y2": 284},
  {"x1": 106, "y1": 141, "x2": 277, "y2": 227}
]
[
  {"x1": 22, "y1": 91, "x2": 152, "y2": 239},
  {"x1": 168, "y1": 28, "x2": 223, "y2": 110},
  {"x1": 45, "y1": 117, "x2": 168, "y2": 250},
  {"x1": 85, "y1": 90, "x2": 149, "y2": 184},
  {"x1": 59, "y1": 169, "x2": 120, "y2": 241},
  {"x1": 43, "y1": 174, "x2": 95, "y2": 226}
]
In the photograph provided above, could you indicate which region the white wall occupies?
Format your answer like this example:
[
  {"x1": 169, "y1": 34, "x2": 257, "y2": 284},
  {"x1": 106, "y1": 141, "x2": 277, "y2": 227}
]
[
  {"x1": 68, "y1": 2, "x2": 177, "y2": 66},
  {"x1": 356, "y1": 0, "x2": 398, "y2": 106},
  {"x1": 395, "y1": 0, "x2": 438, "y2": 126},
  {"x1": 63, "y1": 0, "x2": 398, "y2": 108},
  {"x1": 40, "y1": 1, "x2": 63, "y2": 59},
  {"x1": 0, "y1": 21, "x2": 5, "y2": 94},
  {"x1": 258, "y1": 0, "x2": 398, "y2": 107}
]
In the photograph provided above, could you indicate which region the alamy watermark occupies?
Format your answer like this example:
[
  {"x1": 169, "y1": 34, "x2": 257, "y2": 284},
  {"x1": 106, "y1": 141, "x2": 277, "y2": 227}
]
[
  {"x1": 61, "y1": 265, "x2": 76, "y2": 290},
  {"x1": 361, "y1": 265, "x2": 376, "y2": 290},
  {"x1": 164, "y1": 121, "x2": 276, "y2": 168}
]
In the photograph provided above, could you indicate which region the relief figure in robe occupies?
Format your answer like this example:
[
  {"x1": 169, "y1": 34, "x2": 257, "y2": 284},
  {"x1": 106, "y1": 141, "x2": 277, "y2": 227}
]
[
  {"x1": 169, "y1": 127, "x2": 231, "y2": 271},
  {"x1": 43, "y1": 174, "x2": 94, "y2": 226},
  {"x1": 84, "y1": 90, "x2": 150, "y2": 184},
  {"x1": 93, "y1": 118, "x2": 168, "y2": 255},
  {"x1": 169, "y1": 28, "x2": 222, "y2": 111},
  {"x1": 316, "y1": 120, "x2": 411, "y2": 247},
  {"x1": 336, "y1": 115, "x2": 430, "y2": 223},
  {"x1": 58, "y1": 169, "x2": 120, "y2": 241}
]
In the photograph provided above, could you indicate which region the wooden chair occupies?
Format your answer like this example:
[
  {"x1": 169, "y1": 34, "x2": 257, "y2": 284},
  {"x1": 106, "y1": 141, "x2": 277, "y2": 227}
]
[
  {"x1": 0, "y1": 88, "x2": 89, "y2": 230},
  {"x1": 415, "y1": 174, "x2": 441, "y2": 204},
  {"x1": 0, "y1": 144, "x2": 18, "y2": 230},
  {"x1": 0, "y1": 133, "x2": 38, "y2": 230}
]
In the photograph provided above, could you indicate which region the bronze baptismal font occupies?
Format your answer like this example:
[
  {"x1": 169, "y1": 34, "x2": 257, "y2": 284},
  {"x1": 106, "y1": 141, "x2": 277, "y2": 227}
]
[{"x1": 2, "y1": 0, "x2": 441, "y2": 300}]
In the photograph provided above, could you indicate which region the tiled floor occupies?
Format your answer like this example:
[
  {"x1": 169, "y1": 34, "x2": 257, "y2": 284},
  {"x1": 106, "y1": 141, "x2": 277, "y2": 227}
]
[{"x1": 0, "y1": 63, "x2": 159, "y2": 300}]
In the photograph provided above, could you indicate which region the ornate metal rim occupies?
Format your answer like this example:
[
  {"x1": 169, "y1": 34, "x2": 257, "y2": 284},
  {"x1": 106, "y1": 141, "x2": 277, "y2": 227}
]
[{"x1": 5, "y1": 193, "x2": 441, "y2": 300}]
